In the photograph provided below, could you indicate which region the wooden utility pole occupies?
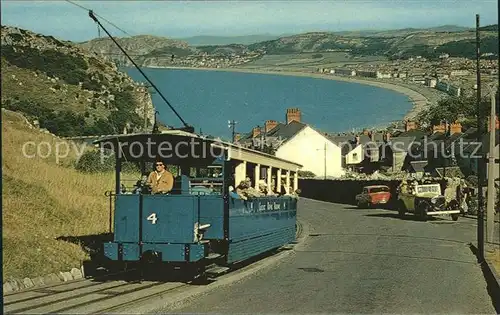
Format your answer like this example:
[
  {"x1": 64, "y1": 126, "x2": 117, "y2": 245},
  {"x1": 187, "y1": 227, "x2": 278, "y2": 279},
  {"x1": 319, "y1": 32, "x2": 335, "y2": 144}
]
[
  {"x1": 486, "y1": 87, "x2": 497, "y2": 243},
  {"x1": 324, "y1": 142, "x2": 327, "y2": 180},
  {"x1": 228, "y1": 120, "x2": 237, "y2": 143},
  {"x1": 316, "y1": 143, "x2": 327, "y2": 180},
  {"x1": 497, "y1": 0, "x2": 500, "y2": 190},
  {"x1": 475, "y1": 14, "x2": 485, "y2": 261}
]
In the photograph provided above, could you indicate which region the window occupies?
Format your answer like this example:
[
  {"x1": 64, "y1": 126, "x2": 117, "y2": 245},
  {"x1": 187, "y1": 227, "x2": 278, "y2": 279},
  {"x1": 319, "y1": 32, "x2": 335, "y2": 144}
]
[{"x1": 370, "y1": 187, "x2": 389, "y2": 193}]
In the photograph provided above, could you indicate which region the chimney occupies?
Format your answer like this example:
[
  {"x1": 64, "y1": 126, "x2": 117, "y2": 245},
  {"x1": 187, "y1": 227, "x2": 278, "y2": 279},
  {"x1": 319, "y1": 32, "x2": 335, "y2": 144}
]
[
  {"x1": 405, "y1": 120, "x2": 417, "y2": 132},
  {"x1": 252, "y1": 126, "x2": 261, "y2": 138},
  {"x1": 487, "y1": 115, "x2": 499, "y2": 132},
  {"x1": 234, "y1": 133, "x2": 241, "y2": 143},
  {"x1": 286, "y1": 108, "x2": 301, "y2": 124},
  {"x1": 450, "y1": 122, "x2": 462, "y2": 135},
  {"x1": 265, "y1": 120, "x2": 278, "y2": 133},
  {"x1": 432, "y1": 122, "x2": 446, "y2": 133},
  {"x1": 383, "y1": 132, "x2": 391, "y2": 142},
  {"x1": 355, "y1": 135, "x2": 360, "y2": 145},
  {"x1": 369, "y1": 131, "x2": 375, "y2": 142}
]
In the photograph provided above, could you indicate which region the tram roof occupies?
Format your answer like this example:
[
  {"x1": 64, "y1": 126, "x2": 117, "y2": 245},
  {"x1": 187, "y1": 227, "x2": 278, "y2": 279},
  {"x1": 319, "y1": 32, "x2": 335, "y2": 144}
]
[{"x1": 93, "y1": 130, "x2": 302, "y2": 171}]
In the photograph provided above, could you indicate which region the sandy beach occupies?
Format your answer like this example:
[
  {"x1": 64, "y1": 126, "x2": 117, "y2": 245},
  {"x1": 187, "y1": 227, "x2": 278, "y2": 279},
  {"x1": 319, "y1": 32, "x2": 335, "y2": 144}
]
[{"x1": 147, "y1": 65, "x2": 431, "y2": 122}]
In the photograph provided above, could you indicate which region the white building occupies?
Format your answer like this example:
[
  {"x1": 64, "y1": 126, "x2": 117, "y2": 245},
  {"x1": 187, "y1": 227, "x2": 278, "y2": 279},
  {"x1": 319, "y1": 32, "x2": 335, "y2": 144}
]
[
  {"x1": 376, "y1": 71, "x2": 392, "y2": 79},
  {"x1": 275, "y1": 125, "x2": 345, "y2": 178}
]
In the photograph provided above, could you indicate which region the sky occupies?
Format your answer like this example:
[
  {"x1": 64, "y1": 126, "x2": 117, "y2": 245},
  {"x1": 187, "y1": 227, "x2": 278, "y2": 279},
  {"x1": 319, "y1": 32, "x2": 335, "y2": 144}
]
[{"x1": 1, "y1": 1, "x2": 498, "y2": 42}]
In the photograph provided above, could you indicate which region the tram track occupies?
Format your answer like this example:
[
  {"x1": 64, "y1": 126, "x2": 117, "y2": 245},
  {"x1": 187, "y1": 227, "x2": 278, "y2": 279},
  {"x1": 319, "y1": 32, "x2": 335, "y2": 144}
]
[
  {"x1": 4, "y1": 222, "x2": 304, "y2": 314},
  {"x1": 5, "y1": 264, "x2": 238, "y2": 314}
]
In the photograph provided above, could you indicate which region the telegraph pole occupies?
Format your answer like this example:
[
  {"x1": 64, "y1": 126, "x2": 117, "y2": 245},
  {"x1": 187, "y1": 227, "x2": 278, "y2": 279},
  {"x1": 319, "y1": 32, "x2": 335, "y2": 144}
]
[
  {"x1": 475, "y1": 14, "x2": 485, "y2": 262},
  {"x1": 316, "y1": 143, "x2": 327, "y2": 180},
  {"x1": 497, "y1": 0, "x2": 500, "y2": 194},
  {"x1": 324, "y1": 142, "x2": 327, "y2": 180},
  {"x1": 228, "y1": 120, "x2": 237, "y2": 143},
  {"x1": 486, "y1": 87, "x2": 496, "y2": 243}
]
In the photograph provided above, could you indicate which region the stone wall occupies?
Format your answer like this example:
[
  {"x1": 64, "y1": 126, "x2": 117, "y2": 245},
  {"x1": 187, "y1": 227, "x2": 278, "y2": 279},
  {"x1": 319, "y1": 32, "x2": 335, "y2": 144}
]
[{"x1": 3, "y1": 266, "x2": 84, "y2": 294}]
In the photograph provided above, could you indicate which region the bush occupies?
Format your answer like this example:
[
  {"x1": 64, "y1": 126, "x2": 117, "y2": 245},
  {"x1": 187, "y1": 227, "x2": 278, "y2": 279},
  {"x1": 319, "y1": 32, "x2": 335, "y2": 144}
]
[
  {"x1": 299, "y1": 170, "x2": 316, "y2": 178},
  {"x1": 311, "y1": 54, "x2": 323, "y2": 59},
  {"x1": 1, "y1": 45, "x2": 89, "y2": 86},
  {"x1": 75, "y1": 150, "x2": 140, "y2": 173},
  {"x1": 75, "y1": 150, "x2": 114, "y2": 173}
]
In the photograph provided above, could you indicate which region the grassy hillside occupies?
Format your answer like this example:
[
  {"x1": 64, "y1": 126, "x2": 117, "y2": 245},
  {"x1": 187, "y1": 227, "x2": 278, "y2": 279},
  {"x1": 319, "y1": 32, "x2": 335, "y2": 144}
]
[
  {"x1": 1, "y1": 109, "x2": 116, "y2": 280},
  {"x1": 247, "y1": 30, "x2": 498, "y2": 59},
  {"x1": 1, "y1": 26, "x2": 154, "y2": 137}
]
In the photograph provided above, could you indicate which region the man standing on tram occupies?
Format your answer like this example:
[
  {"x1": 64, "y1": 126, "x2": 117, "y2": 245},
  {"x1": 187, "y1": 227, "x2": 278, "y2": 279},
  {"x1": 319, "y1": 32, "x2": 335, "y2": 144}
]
[{"x1": 147, "y1": 160, "x2": 174, "y2": 194}]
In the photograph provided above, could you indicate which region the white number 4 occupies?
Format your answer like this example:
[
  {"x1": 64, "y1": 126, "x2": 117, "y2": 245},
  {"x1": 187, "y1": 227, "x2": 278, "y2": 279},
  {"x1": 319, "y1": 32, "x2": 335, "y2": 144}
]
[{"x1": 147, "y1": 213, "x2": 157, "y2": 224}]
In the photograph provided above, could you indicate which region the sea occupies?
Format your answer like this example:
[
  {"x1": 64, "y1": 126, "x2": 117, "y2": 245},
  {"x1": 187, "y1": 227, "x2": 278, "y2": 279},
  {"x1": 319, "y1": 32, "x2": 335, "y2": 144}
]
[{"x1": 123, "y1": 67, "x2": 412, "y2": 140}]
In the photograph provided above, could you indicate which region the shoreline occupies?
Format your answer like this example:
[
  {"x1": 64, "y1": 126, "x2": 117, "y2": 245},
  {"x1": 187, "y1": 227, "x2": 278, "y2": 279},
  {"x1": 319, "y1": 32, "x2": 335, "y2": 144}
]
[{"x1": 145, "y1": 65, "x2": 431, "y2": 125}]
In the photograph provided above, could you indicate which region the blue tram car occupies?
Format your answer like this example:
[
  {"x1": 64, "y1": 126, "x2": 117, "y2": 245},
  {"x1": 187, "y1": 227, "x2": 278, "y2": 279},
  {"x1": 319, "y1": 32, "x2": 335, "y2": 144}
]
[{"x1": 94, "y1": 130, "x2": 301, "y2": 275}]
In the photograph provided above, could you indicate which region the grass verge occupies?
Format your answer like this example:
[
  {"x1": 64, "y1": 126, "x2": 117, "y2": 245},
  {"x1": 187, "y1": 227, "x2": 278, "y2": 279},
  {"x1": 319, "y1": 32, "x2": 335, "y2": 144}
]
[{"x1": 2, "y1": 109, "x2": 115, "y2": 280}]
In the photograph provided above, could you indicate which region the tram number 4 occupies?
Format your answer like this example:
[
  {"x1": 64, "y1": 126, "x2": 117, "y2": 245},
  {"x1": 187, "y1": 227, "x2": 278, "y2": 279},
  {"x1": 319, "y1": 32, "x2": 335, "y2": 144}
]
[{"x1": 147, "y1": 213, "x2": 158, "y2": 224}]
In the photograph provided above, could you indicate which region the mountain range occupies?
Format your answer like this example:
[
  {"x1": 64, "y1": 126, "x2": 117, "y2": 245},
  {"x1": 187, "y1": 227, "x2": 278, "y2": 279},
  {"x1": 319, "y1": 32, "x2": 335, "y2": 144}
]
[{"x1": 175, "y1": 25, "x2": 476, "y2": 46}]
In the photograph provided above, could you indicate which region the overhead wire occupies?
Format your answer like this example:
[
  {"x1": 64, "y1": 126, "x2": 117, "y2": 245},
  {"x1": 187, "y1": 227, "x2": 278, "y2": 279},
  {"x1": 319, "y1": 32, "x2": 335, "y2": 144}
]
[
  {"x1": 66, "y1": 0, "x2": 134, "y2": 38},
  {"x1": 65, "y1": 0, "x2": 132, "y2": 164},
  {"x1": 65, "y1": 0, "x2": 193, "y2": 130}
]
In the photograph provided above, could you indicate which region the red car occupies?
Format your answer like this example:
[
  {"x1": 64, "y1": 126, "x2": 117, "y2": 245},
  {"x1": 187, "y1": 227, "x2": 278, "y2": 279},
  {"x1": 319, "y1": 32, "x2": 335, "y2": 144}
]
[{"x1": 355, "y1": 185, "x2": 391, "y2": 208}]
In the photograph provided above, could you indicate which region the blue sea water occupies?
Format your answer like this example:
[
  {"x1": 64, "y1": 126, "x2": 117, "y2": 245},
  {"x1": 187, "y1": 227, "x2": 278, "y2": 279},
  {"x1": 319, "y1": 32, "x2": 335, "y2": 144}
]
[{"x1": 124, "y1": 68, "x2": 412, "y2": 139}]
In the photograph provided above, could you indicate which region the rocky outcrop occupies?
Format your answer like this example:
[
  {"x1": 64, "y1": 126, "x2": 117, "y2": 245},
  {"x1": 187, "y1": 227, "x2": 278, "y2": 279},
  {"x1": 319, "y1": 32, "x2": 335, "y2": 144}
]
[{"x1": 1, "y1": 25, "x2": 155, "y2": 136}]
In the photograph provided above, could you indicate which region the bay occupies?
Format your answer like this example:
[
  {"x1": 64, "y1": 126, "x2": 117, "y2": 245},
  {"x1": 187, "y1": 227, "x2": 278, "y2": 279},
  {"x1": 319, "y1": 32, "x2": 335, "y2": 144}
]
[{"x1": 124, "y1": 68, "x2": 412, "y2": 139}]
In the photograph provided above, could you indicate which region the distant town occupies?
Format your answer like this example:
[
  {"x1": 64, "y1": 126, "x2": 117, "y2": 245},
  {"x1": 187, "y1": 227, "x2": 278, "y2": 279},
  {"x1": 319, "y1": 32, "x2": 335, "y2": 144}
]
[
  {"x1": 150, "y1": 51, "x2": 498, "y2": 100},
  {"x1": 317, "y1": 55, "x2": 498, "y2": 99}
]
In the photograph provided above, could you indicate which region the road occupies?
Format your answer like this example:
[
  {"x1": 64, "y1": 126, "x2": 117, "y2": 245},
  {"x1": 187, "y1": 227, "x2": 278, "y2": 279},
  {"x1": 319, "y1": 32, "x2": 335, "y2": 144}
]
[{"x1": 152, "y1": 198, "x2": 497, "y2": 314}]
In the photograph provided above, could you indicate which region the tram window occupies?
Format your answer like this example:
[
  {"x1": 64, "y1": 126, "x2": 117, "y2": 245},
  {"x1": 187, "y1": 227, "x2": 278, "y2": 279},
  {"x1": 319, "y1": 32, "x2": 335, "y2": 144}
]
[{"x1": 258, "y1": 166, "x2": 265, "y2": 180}]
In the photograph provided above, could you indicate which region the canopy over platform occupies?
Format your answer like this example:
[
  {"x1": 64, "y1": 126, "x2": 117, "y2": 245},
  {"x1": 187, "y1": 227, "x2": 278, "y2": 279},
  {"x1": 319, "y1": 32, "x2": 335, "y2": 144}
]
[{"x1": 94, "y1": 131, "x2": 302, "y2": 172}]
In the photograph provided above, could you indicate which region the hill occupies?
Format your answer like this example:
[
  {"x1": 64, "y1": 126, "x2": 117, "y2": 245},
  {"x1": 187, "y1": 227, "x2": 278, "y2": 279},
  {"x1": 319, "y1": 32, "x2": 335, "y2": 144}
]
[
  {"x1": 1, "y1": 26, "x2": 154, "y2": 137},
  {"x1": 76, "y1": 24, "x2": 498, "y2": 68},
  {"x1": 78, "y1": 35, "x2": 197, "y2": 67},
  {"x1": 178, "y1": 34, "x2": 285, "y2": 46},
  {"x1": 247, "y1": 29, "x2": 498, "y2": 58},
  {"x1": 479, "y1": 24, "x2": 498, "y2": 31}
]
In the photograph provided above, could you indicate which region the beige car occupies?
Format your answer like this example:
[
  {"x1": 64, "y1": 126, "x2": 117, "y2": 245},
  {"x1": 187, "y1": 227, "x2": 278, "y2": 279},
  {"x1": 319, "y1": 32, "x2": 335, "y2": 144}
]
[{"x1": 397, "y1": 183, "x2": 460, "y2": 221}]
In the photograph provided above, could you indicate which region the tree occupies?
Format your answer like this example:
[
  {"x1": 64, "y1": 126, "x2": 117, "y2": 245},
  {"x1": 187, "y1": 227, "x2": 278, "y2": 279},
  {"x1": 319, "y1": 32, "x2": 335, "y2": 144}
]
[
  {"x1": 417, "y1": 94, "x2": 491, "y2": 129},
  {"x1": 298, "y1": 170, "x2": 316, "y2": 178}
]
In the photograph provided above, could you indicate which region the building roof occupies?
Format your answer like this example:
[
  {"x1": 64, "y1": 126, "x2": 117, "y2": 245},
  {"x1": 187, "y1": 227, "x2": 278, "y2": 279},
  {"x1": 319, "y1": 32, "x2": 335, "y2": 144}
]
[
  {"x1": 410, "y1": 160, "x2": 428, "y2": 173},
  {"x1": 434, "y1": 167, "x2": 466, "y2": 178},
  {"x1": 268, "y1": 121, "x2": 307, "y2": 140},
  {"x1": 397, "y1": 129, "x2": 427, "y2": 140},
  {"x1": 92, "y1": 131, "x2": 303, "y2": 169},
  {"x1": 386, "y1": 136, "x2": 417, "y2": 153},
  {"x1": 428, "y1": 131, "x2": 446, "y2": 141},
  {"x1": 264, "y1": 123, "x2": 287, "y2": 137}
]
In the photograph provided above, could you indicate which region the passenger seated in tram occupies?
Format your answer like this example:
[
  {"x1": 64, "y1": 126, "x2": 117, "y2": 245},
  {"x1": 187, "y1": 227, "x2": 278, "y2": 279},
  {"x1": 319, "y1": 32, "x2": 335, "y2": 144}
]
[
  {"x1": 258, "y1": 179, "x2": 277, "y2": 196},
  {"x1": 147, "y1": 160, "x2": 174, "y2": 194},
  {"x1": 235, "y1": 179, "x2": 261, "y2": 199},
  {"x1": 228, "y1": 186, "x2": 243, "y2": 199}
]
